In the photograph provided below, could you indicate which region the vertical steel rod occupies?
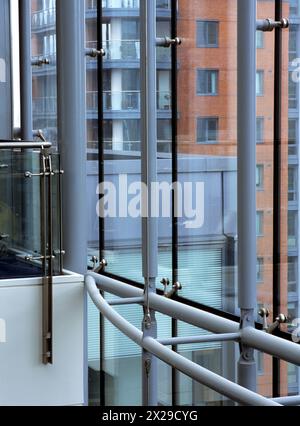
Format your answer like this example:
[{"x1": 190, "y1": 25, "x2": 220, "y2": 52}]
[
  {"x1": 140, "y1": 0, "x2": 158, "y2": 407},
  {"x1": 56, "y1": 0, "x2": 87, "y2": 403},
  {"x1": 171, "y1": 0, "x2": 179, "y2": 406},
  {"x1": 272, "y1": 0, "x2": 283, "y2": 399},
  {"x1": 237, "y1": 0, "x2": 257, "y2": 393},
  {"x1": 97, "y1": 0, "x2": 106, "y2": 408}
]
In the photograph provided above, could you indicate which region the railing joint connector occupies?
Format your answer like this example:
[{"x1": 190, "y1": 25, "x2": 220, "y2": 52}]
[
  {"x1": 156, "y1": 36, "x2": 182, "y2": 48},
  {"x1": 256, "y1": 18, "x2": 289, "y2": 32},
  {"x1": 85, "y1": 48, "x2": 106, "y2": 58}
]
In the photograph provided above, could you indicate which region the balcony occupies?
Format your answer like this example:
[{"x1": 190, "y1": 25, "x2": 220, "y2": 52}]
[
  {"x1": 86, "y1": 40, "x2": 170, "y2": 64},
  {"x1": 88, "y1": 40, "x2": 140, "y2": 61},
  {"x1": 86, "y1": 90, "x2": 171, "y2": 112},
  {"x1": 33, "y1": 96, "x2": 57, "y2": 116},
  {"x1": 31, "y1": 8, "x2": 56, "y2": 30},
  {"x1": 86, "y1": 0, "x2": 171, "y2": 10},
  {"x1": 88, "y1": 139, "x2": 171, "y2": 152}
]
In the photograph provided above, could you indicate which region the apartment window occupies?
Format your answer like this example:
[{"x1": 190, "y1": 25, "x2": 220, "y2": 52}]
[
  {"x1": 122, "y1": 19, "x2": 139, "y2": 40},
  {"x1": 256, "y1": 211, "x2": 264, "y2": 236},
  {"x1": 289, "y1": 72, "x2": 298, "y2": 109},
  {"x1": 288, "y1": 302, "x2": 299, "y2": 332},
  {"x1": 257, "y1": 352, "x2": 264, "y2": 375},
  {"x1": 257, "y1": 257, "x2": 264, "y2": 283},
  {"x1": 288, "y1": 210, "x2": 298, "y2": 249},
  {"x1": 256, "y1": 165, "x2": 264, "y2": 190},
  {"x1": 43, "y1": 34, "x2": 56, "y2": 56},
  {"x1": 43, "y1": 0, "x2": 55, "y2": 9},
  {"x1": 288, "y1": 364, "x2": 299, "y2": 391},
  {"x1": 288, "y1": 166, "x2": 298, "y2": 203},
  {"x1": 197, "y1": 117, "x2": 219, "y2": 144},
  {"x1": 157, "y1": 119, "x2": 172, "y2": 153},
  {"x1": 290, "y1": 0, "x2": 299, "y2": 16},
  {"x1": 256, "y1": 117, "x2": 264, "y2": 144},
  {"x1": 256, "y1": 31, "x2": 264, "y2": 49},
  {"x1": 289, "y1": 25, "x2": 298, "y2": 63},
  {"x1": 197, "y1": 69, "x2": 219, "y2": 95},
  {"x1": 123, "y1": 120, "x2": 140, "y2": 151},
  {"x1": 196, "y1": 21, "x2": 219, "y2": 47},
  {"x1": 288, "y1": 257, "x2": 298, "y2": 294},
  {"x1": 289, "y1": 119, "x2": 298, "y2": 156},
  {"x1": 256, "y1": 70, "x2": 264, "y2": 96}
]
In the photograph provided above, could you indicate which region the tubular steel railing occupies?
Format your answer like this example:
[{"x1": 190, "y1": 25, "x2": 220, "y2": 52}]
[{"x1": 86, "y1": 272, "x2": 300, "y2": 406}]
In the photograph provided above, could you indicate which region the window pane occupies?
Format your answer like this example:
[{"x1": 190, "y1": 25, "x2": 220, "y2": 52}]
[
  {"x1": 197, "y1": 21, "x2": 219, "y2": 47},
  {"x1": 256, "y1": 117, "x2": 264, "y2": 144},
  {"x1": 197, "y1": 117, "x2": 219, "y2": 143},
  {"x1": 197, "y1": 69, "x2": 219, "y2": 95},
  {"x1": 256, "y1": 70, "x2": 264, "y2": 96}
]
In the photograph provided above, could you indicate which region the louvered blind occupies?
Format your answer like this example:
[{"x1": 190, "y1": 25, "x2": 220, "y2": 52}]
[{"x1": 88, "y1": 246, "x2": 223, "y2": 361}]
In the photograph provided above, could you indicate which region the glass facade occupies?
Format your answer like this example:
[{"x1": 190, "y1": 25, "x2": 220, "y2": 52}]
[{"x1": 25, "y1": 0, "x2": 300, "y2": 406}]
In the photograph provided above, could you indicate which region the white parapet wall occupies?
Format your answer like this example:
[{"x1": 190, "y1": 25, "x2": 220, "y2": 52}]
[{"x1": 0, "y1": 272, "x2": 84, "y2": 406}]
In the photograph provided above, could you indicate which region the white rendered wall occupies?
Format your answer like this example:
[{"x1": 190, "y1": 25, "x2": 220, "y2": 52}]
[{"x1": 0, "y1": 273, "x2": 84, "y2": 406}]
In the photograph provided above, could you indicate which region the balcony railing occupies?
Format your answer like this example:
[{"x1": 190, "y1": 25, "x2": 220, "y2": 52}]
[
  {"x1": 87, "y1": 91, "x2": 171, "y2": 112},
  {"x1": 86, "y1": 0, "x2": 171, "y2": 10},
  {"x1": 88, "y1": 140, "x2": 171, "y2": 152},
  {"x1": 157, "y1": 91, "x2": 172, "y2": 110},
  {"x1": 31, "y1": 8, "x2": 56, "y2": 29},
  {"x1": 86, "y1": 272, "x2": 300, "y2": 406},
  {"x1": 31, "y1": 54, "x2": 56, "y2": 67},
  {"x1": 86, "y1": 40, "x2": 170, "y2": 62},
  {"x1": 87, "y1": 91, "x2": 140, "y2": 111},
  {"x1": 87, "y1": 40, "x2": 140, "y2": 61},
  {"x1": 33, "y1": 97, "x2": 57, "y2": 115}
]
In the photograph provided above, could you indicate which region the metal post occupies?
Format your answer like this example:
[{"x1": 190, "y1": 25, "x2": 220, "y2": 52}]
[
  {"x1": 18, "y1": 0, "x2": 40, "y2": 265},
  {"x1": 140, "y1": 0, "x2": 158, "y2": 406},
  {"x1": 0, "y1": 0, "x2": 12, "y2": 140},
  {"x1": 56, "y1": 0, "x2": 87, "y2": 274},
  {"x1": 56, "y1": 0, "x2": 87, "y2": 403},
  {"x1": 237, "y1": 0, "x2": 257, "y2": 392},
  {"x1": 272, "y1": 0, "x2": 283, "y2": 399},
  {"x1": 19, "y1": 0, "x2": 33, "y2": 141}
]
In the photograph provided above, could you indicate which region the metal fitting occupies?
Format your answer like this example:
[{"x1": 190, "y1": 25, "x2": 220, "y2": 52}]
[
  {"x1": 258, "y1": 307, "x2": 270, "y2": 331},
  {"x1": 156, "y1": 36, "x2": 182, "y2": 48},
  {"x1": 259, "y1": 307, "x2": 288, "y2": 334},
  {"x1": 165, "y1": 282, "x2": 182, "y2": 299},
  {"x1": 85, "y1": 48, "x2": 106, "y2": 58},
  {"x1": 256, "y1": 18, "x2": 289, "y2": 32},
  {"x1": 161, "y1": 278, "x2": 182, "y2": 299},
  {"x1": 31, "y1": 57, "x2": 50, "y2": 67},
  {"x1": 93, "y1": 258, "x2": 108, "y2": 273},
  {"x1": 34, "y1": 129, "x2": 47, "y2": 143},
  {"x1": 160, "y1": 277, "x2": 170, "y2": 295}
]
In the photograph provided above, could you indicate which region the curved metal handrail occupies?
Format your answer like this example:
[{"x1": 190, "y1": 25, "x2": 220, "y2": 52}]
[
  {"x1": 86, "y1": 274, "x2": 281, "y2": 406},
  {"x1": 87, "y1": 272, "x2": 300, "y2": 367}
]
